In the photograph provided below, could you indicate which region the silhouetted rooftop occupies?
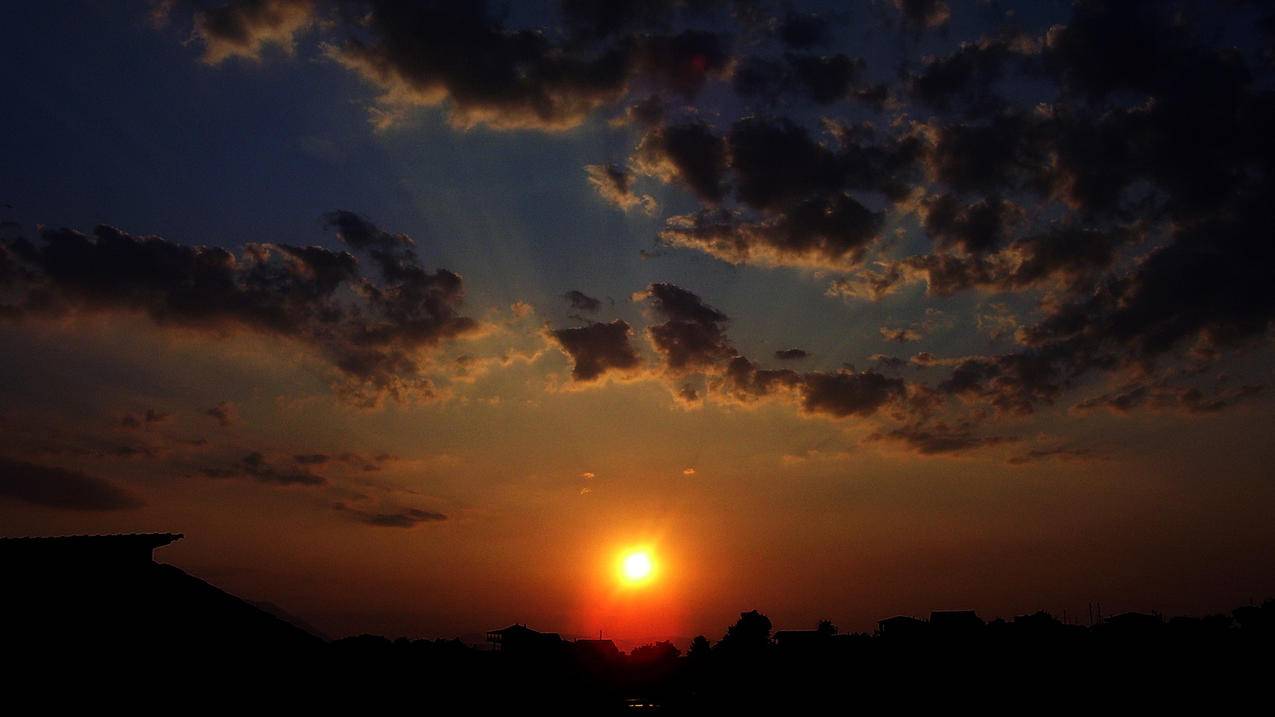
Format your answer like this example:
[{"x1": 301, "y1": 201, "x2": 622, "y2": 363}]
[{"x1": 0, "y1": 533, "x2": 182, "y2": 549}]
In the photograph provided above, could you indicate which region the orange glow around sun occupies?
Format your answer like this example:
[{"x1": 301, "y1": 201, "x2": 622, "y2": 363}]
[{"x1": 617, "y1": 548, "x2": 656, "y2": 587}]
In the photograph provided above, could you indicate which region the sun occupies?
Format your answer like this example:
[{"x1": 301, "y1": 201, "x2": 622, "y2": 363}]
[{"x1": 618, "y1": 549, "x2": 655, "y2": 586}]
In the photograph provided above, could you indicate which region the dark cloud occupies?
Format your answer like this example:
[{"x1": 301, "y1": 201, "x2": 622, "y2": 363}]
[
  {"x1": 620, "y1": 284, "x2": 913, "y2": 421},
  {"x1": 645, "y1": 116, "x2": 922, "y2": 270},
  {"x1": 869, "y1": 422, "x2": 1015, "y2": 455},
  {"x1": 1007, "y1": 445, "x2": 1101, "y2": 465},
  {"x1": 717, "y1": 355, "x2": 802, "y2": 402},
  {"x1": 202, "y1": 452, "x2": 326, "y2": 486},
  {"x1": 659, "y1": 196, "x2": 881, "y2": 269},
  {"x1": 630, "y1": 30, "x2": 732, "y2": 98},
  {"x1": 716, "y1": 356, "x2": 905, "y2": 420},
  {"x1": 153, "y1": 0, "x2": 1275, "y2": 425},
  {"x1": 908, "y1": 37, "x2": 1031, "y2": 115},
  {"x1": 293, "y1": 452, "x2": 392, "y2": 471},
  {"x1": 206, "y1": 401, "x2": 239, "y2": 427},
  {"x1": 1074, "y1": 382, "x2": 1265, "y2": 416},
  {"x1": 774, "y1": 348, "x2": 809, "y2": 361},
  {"x1": 778, "y1": 8, "x2": 834, "y2": 49},
  {"x1": 800, "y1": 370, "x2": 906, "y2": 418},
  {"x1": 558, "y1": 0, "x2": 680, "y2": 40},
  {"x1": 635, "y1": 121, "x2": 729, "y2": 203},
  {"x1": 619, "y1": 95, "x2": 666, "y2": 127},
  {"x1": 548, "y1": 320, "x2": 642, "y2": 382},
  {"x1": 638, "y1": 283, "x2": 736, "y2": 372},
  {"x1": 728, "y1": 117, "x2": 845, "y2": 210},
  {"x1": 293, "y1": 453, "x2": 330, "y2": 465},
  {"x1": 194, "y1": 0, "x2": 315, "y2": 64},
  {"x1": 325, "y1": 2, "x2": 728, "y2": 131},
  {"x1": 563, "y1": 290, "x2": 602, "y2": 313},
  {"x1": 925, "y1": 111, "x2": 1053, "y2": 197},
  {"x1": 937, "y1": 352, "x2": 1073, "y2": 415},
  {"x1": 840, "y1": 223, "x2": 1134, "y2": 299},
  {"x1": 733, "y1": 53, "x2": 867, "y2": 106},
  {"x1": 880, "y1": 326, "x2": 922, "y2": 343},
  {"x1": 788, "y1": 53, "x2": 865, "y2": 105},
  {"x1": 893, "y1": 0, "x2": 950, "y2": 31},
  {"x1": 0, "y1": 213, "x2": 479, "y2": 407},
  {"x1": 327, "y1": 1, "x2": 628, "y2": 130},
  {"x1": 921, "y1": 194, "x2": 1022, "y2": 256},
  {"x1": 124, "y1": 408, "x2": 170, "y2": 429},
  {"x1": 334, "y1": 502, "x2": 447, "y2": 528},
  {"x1": 0, "y1": 456, "x2": 144, "y2": 510}
]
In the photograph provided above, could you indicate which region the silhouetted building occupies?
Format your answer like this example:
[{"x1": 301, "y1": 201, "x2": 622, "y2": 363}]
[
  {"x1": 1, "y1": 532, "x2": 320, "y2": 658},
  {"x1": 575, "y1": 638, "x2": 622, "y2": 662},
  {"x1": 486, "y1": 623, "x2": 562, "y2": 653},
  {"x1": 773, "y1": 630, "x2": 830, "y2": 650},
  {"x1": 0, "y1": 532, "x2": 183, "y2": 568},
  {"x1": 877, "y1": 615, "x2": 926, "y2": 638},
  {"x1": 930, "y1": 610, "x2": 983, "y2": 632}
]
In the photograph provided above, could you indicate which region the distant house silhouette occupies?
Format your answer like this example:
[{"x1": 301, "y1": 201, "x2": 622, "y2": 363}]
[
  {"x1": 574, "y1": 638, "x2": 621, "y2": 661},
  {"x1": 1, "y1": 533, "x2": 321, "y2": 659},
  {"x1": 486, "y1": 623, "x2": 562, "y2": 653},
  {"x1": 772, "y1": 629, "x2": 830, "y2": 650},
  {"x1": 930, "y1": 610, "x2": 983, "y2": 633},
  {"x1": 877, "y1": 615, "x2": 926, "y2": 638}
]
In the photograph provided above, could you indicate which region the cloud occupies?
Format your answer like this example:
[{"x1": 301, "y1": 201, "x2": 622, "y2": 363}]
[
  {"x1": 585, "y1": 164, "x2": 658, "y2": 215},
  {"x1": 880, "y1": 327, "x2": 922, "y2": 343},
  {"x1": 1, "y1": 212, "x2": 480, "y2": 408},
  {"x1": 1074, "y1": 382, "x2": 1265, "y2": 416},
  {"x1": 868, "y1": 422, "x2": 1015, "y2": 456},
  {"x1": 0, "y1": 456, "x2": 144, "y2": 510},
  {"x1": 144, "y1": 0, "x2": 1275, "y2": 427},
  {"x1": 893, "y1": 0, "x2": 950, "y2": 32},
  {"x1": 201, "y1": 451, "x2": 326, "y2": 486},
  {"x1": 548, "y1": 320, "x2": 642, "y2": 382},
  {"x1": 563, "y1": 290, "x2": 602, "y2": 314},
  {"x1": 206, "y1": 401, "x2": 239, "y2": 427},
  {"x1": 799, "y1": 369, "x2": 907, "y2": 418},
  {"x1": 323, "y1": 2, "x2": 728, "y2": 131},
  {"x1": 291, "y1": 452, "x2": 394, "y2": 471},
  {"x1": 1007, "y1": 445, "x2": 1102, "y2": 465},
  {"x1": 732, "y1": 53, "x2": 869, "y2": 106},
  {"x1": 334, "y1": 502, "x2": 446, "y2": 528},
  {"x1": 196, "y1": 0, "x2": 315, "y2": 64},
  {"x1": 636, "y1": 283, "x2": 736, "y2": 372},
  {"x1": 920, "y1": 194, "x2": 1024, "y2": 256},
  {"x1": 643, "y1": 117, "x2": 922, "y2": 270},
  {"x1": 774, "y1": 348, "x2": 809, "y2": 361},
  {"x1": 833, "y1": 224, "x2": 1135, "y2": 300},
  {"x1": 634, "y1": 121, "x2": 729, "y2": 203},
  {"x1": 908, "y1": 37, "x2": 1036, "y2": 114},
  {"x1": 715, "y1": 355, "x2": 905, "y2": 420},
  {"x1": 778, "y1": 8, "x2": 835, "y2": 49}
]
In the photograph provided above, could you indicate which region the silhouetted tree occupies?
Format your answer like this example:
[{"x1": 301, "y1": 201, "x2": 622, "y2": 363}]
[
  {"x1": 689, "y1": 634, "x2": 711, "y2": 662},
  {"x1": 717, "y1": 610, "x2": 772, "y2": 654},
  {"x1": 817, "y1": 619, "x2": 838, "y2": 637}
]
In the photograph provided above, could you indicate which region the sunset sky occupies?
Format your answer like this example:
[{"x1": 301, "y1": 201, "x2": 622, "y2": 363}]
[{"x1": 3, "y1": 0, "x2": 1274, "y2": 644}]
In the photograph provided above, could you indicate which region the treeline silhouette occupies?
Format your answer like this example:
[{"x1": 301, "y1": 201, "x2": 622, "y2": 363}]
[{"x1": 4, "y1": 534, "x2": 1273, "y2": 712}]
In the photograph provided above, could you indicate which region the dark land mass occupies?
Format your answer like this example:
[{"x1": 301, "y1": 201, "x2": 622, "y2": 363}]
[{"x1": 3, "y1": 534, "x2": 1271, "y2": 712}]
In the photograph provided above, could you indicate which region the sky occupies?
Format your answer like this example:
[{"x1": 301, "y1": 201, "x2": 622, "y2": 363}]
[{"x1": 2, "y1": 0, "x2": 1274, "y2": 645}]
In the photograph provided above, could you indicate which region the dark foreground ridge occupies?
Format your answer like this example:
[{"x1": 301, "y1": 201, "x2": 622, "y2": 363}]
[{"x1": 3, "y1": 533, "x2": 1271, "y2": 712}]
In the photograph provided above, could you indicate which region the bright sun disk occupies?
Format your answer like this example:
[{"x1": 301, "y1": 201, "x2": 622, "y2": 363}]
[{"x1": 621, "y1": 551, "x2": 653, "y2": 583}]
